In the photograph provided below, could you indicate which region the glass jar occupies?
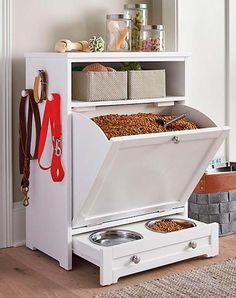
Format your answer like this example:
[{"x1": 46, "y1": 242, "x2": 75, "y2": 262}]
[
  {"x1": 106, "y1": 14, "x2": 131, "y2": 52},
  {"x1": 124, "y1": 4, "x2": 148, "y2": 51},
  {"x1": 140, "y1": 25, "x2": 165, "y2": 52}
]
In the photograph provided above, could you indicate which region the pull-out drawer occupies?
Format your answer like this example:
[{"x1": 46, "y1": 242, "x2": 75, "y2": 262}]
[{"x1": 73, "y1": 217, "x2": 219, "y2": 286}]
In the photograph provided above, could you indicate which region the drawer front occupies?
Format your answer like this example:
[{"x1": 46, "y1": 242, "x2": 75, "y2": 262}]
[{"x1": 112, "y1": 236, "x2": 210, "y2": 275}]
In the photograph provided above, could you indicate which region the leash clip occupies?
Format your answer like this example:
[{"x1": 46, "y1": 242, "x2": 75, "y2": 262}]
[
  {"x1": 55, "y1": 138, "x2": 62, "y2": 157},
  {"x1": 21, "y1": 186, "x2": 29, "y2": 207}
]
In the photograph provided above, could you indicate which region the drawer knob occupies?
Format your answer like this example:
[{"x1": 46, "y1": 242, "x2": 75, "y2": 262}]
[
  {"x1": 172, "y1": 136, "x2": 180, "y2": 144},
  {"x1": 189, "y1": 241, "x2": 197, "y2": 249},
  {"x1": 131, "y1": 255, "x2": 141, "y2": 264}
]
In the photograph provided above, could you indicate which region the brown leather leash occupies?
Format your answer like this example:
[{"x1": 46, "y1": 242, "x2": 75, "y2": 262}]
[
  {"x1": 19, "y1": 89, "x2": 41, "y2": 206},
  {"x1": 33, "y1": 70, "x2": 48, "y2": 103}
]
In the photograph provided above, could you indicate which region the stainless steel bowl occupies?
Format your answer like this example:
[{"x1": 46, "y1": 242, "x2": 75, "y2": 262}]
[
  {"x1": 145, "y1": 218, "x2": 196, "y2": 233},
  {"x1": 89, "y1": 229, "x2": 143, "y2": 247}
]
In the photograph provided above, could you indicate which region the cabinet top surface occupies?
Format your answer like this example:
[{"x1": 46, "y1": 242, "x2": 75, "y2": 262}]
[{"x1": 24, "y1": 51, "x2": 190, "y2": 61}]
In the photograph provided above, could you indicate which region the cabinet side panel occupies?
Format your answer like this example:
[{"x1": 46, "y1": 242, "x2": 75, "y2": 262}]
[{"x1": 25, "y1": 57, "x2": 72, "y2": 269}]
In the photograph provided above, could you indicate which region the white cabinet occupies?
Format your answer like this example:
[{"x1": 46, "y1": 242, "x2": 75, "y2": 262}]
[{"x1": 25, "y1": 52, "x2": 229, "y2": 285}]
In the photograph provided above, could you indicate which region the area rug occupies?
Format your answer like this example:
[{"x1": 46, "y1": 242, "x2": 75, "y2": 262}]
[{"x1": 96, "y1": 258, "x2": 236, "y2": 298}]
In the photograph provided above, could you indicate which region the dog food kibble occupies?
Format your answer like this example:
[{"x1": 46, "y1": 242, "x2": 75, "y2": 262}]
[
  {"x1": 92, "y1": 113, "x2": 198, "y2": 139},
  {"x1": 150, "y1": 220, "x2": 185, "y2": 232},
  {"x1": 140, "y1": 38, "x2": 162, "y2": 52}
]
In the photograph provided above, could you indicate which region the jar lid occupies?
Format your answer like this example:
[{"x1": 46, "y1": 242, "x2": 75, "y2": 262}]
[
  {"x1": 124, "y1": 4, "x2": 148, "y2": 10},
  {"x1": 106, "y1": 14, "x2": 131, "y2": 20},
  {"x1": 141, "y1": 24, "x2": 165, "y2": 30}
]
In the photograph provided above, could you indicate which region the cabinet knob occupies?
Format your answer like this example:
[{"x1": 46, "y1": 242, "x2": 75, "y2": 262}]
[
  {"x1": 189, "y1": 241, "x2": 197, "y2": 249},
  {"x1": 131, "y1": 255, "x2": 141, "y2": 264},
  {"x1": 172, "y1": 136, "x2": 180, "y2": 144}
]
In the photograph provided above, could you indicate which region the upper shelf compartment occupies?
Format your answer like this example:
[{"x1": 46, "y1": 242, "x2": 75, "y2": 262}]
[
  {"x1": 25, "y1": 52, "x2": 190, "y2": 108},
  {"x1": 70, "y1": 52, "x2": 190, "y2": 108}
]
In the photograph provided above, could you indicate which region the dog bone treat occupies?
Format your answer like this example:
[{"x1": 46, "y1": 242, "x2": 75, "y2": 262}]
[
  {"x1": 140, "y1": 38, "x2": 162, "y2": 52},
  {"x1": 92, "y1": 113, "x2": 198, "y2": 139},
  {"x1": 54, "y1": 39, "x2": 90, "y2": 53},
  {"x1": 106, "y1": 15, "x2": 131, "y2": 52}
]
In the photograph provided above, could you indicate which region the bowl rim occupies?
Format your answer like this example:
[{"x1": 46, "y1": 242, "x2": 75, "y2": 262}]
[
  {"x1": 89, "y1": 229, "x2": 144, "y2": 246},
  {"x1": 145, "y1": 217, "x2": 197, "y2": 233}
]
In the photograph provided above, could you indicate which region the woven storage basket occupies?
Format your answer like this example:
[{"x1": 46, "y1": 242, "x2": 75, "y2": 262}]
[
  {"x1": 72, "y1": 71, "x2": 127, "y2": 101},
  {"x1": 128, "y1": 70, "x2": 166, "y2": 99},
  {"x1": 189, "y1": 165, "x2": 236, "y2": 235}
]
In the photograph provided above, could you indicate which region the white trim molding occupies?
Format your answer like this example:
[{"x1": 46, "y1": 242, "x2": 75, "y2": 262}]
[
  {"x1": 13, "y1": 202, "x2": 26, "y2": 247},
  {"x1": 0, "y1": 0, "x2": 13, "y2": 248},
  {"x1": 225, "y1": 0, "x2": 230, "y2": 160},
  {"x1": 228, "y1": 0, "x2": 236, "y2": 160}
]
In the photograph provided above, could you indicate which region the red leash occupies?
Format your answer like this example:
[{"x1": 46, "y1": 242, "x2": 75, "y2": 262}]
[{"x1": 38, "y1": 93, "x2": 65, "y2": 182}]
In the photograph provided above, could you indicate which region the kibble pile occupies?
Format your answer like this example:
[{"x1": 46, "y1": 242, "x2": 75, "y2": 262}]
[
  {"x1": 92, "y1": 113, "x2": 198, "y2": 139},
  {"x1": 140, "y1": 38, "x2": 163, "y2": 52},
  {"x1": 149, "y1": 219, "x2": 189, "y2": 232}
]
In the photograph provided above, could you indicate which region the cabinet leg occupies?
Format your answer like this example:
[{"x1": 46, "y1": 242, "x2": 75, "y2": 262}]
[
  {"x1": 100, "y1": 248, "x2": 113, "y2": 286},
  {"x1": 59, "y1": 256, "x2": 72, "y2": 270},
  {"x1": 26, "y1": 240, "x2": 37, "y2": 251},
  {"x1": 209, "y1": 223, "x2": 219, "y2": 257},
  {"x1": 100, "y1": 267, "x2": 113, "y2": 286}
]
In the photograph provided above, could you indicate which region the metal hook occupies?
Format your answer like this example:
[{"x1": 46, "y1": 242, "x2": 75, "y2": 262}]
[
  {"x1": 21, "y1": 186, "x2": 29, "y2": 207},
  {"x1": 23, "y1": 196, "x2": 29, "y2": 207},
  {"x1": 55, "y1": 138, "x2": 62, "y2": 157}
]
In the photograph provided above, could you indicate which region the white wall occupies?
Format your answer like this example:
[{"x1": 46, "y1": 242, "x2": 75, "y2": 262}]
[
  {"x1": 152, "y1": 0, "x2": 162, "y2": 24},
  {"x1": 12, "y1": 0, "x2": 153, "y2": 202},
  {"x1": 178, "y1": 0, "x2": 226, "y2": 125},
  {"x1": 177, "y1": 0, "x2": 226, "y2": 157},
  {"x1": 229, "y1": 0, "x2": 236, "y2": 159}
]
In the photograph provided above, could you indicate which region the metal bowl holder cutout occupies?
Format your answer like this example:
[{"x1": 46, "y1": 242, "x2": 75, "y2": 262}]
[
  {"x1": 89, "y1": 229, "x2": 143, "y2": 247},
  {"x1": 145, "y1": 218, "x2": 196, "y2": 233},
  {"x1": 89, "y1": 219, "x2": 196, "y2": 247}
]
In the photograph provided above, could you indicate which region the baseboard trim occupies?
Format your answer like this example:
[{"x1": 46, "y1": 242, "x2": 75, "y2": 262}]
[{"x1": 13, "y1": 202, "x2": 26, "y2": 247}]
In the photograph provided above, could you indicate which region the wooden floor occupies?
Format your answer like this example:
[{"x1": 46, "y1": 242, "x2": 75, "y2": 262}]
[{"x1": 0, "y1": 234, "x2": 236, "y2": 298}]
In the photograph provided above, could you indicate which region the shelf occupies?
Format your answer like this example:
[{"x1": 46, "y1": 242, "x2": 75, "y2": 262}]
[
  {"x1": 24, "y1": 51, "x2": 191, "y2": 63},
  {"x1": 71, "y1": 96, "x2": 185, "y2": 109}
]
